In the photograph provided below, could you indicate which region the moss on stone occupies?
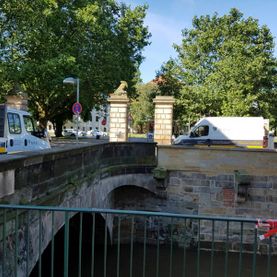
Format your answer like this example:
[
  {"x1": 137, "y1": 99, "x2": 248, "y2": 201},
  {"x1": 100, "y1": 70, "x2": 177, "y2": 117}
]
[{"x1": 153, "y1": 167, "x2": 167, "y2": 180}]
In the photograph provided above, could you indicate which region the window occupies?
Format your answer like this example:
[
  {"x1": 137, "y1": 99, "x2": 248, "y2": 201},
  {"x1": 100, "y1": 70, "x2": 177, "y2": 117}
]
[
  {"x1": 192, "y1": 125, "x2": 209, "y2": 137},
  {"x1": 7, "y1": 113, "x2": 22, "y2": 134},
  {"x1": 23, "y1": 116, "x2": 35, "y2": 133}
]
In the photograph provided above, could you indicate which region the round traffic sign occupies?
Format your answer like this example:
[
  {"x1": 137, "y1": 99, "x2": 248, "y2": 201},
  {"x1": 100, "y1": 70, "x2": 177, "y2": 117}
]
[
  {"x1": 101, "y1": 118, "x2": 107, "y2": 126},
  {"x1": 72, "y1": 102, "x2": 82, "y2": 115}
]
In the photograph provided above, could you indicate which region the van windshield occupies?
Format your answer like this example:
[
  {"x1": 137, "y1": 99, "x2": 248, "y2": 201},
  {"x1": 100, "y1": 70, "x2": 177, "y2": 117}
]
[{"x1": 190, "y1": 125, "x2": 209, "y2": 137}]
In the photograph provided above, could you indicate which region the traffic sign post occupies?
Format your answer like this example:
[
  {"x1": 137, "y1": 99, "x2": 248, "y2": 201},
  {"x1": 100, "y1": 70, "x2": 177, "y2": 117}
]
[
  {"x1": 72, "y1": 102, "x2": 82, "y2": 143},
  {"x1": 63, "y1": 77, "x2": 81, "y2": 144}
]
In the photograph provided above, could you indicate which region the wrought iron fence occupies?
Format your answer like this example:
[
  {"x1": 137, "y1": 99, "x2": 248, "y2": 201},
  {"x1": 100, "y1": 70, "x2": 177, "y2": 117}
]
[{"x1": 0, "y1": 204, "x2": 274, "y2": 277}]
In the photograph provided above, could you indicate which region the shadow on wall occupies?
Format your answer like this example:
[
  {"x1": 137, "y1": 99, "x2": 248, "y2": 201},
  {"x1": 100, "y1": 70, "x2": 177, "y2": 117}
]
[{"x1": 30, "y1": 213, "x2": 109, "y2": 277}]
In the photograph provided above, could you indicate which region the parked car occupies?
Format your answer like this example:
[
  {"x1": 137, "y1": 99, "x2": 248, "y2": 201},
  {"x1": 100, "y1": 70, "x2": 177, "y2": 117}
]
[
  {"x1": 86, "y1": 129, "x2": 107, "y2": 138},
  {"x1": 62, "y1": 129, "x2": 76, "y2": 137},
  {"x1": 62, "y1": 129, "x2": 84, "y2": 137}
]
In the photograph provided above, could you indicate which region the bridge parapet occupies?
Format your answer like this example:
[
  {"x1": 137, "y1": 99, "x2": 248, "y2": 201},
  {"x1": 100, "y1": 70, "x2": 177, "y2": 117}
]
[{"x1": 0, "y1": 142, "x2": 157, "y2": 203}]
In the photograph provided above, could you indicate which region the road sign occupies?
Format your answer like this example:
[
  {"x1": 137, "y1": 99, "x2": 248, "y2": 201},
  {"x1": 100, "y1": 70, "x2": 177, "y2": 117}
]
[
  {"x1": 101, "y1": 118, "x2": 107, "y2": 126},
  {"x1": 72, "y1": 102, "x2": 82, "y2": 115}
]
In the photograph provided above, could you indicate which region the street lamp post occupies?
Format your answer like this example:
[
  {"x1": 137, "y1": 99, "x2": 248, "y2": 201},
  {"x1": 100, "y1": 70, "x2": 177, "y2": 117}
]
[{"x1": 63, "y1": 77, "x2": 80, "y2": 144}]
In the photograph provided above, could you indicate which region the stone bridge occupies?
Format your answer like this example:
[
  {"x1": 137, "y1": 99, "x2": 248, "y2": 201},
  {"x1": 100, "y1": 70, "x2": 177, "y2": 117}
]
[
  {"x1": 0, "y1": 142, "x2": 162, "y2": 207},
  {"x1": 0, "y1": 142, "x2": 162, "y2": 275},
  {"x1": 1, "y1": 143, "x2": 277, "y2": 275}
]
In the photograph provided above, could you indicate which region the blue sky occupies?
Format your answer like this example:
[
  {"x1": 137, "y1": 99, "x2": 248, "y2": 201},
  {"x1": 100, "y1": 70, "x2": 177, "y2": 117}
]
[{"x1": 122, "y1": 0, "x2": 277, "y2": 83}]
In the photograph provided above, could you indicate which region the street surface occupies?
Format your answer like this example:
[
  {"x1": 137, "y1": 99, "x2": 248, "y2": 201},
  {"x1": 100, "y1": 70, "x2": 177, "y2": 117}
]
[
  {"x1": 50, "y1": 136, "x2": 153, "y2": 148},
  {"x1": 50, "y1": 137, "x2": 109, "y2": 148}
]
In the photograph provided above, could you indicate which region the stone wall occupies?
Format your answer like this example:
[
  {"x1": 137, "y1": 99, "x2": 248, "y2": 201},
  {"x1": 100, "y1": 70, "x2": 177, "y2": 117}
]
[
  {"x1": 0, "y1": 142, "x2": 157, "y2": 203},
  {"x1": 156, "y1": 146, "x2": 277, "y2": 253}
]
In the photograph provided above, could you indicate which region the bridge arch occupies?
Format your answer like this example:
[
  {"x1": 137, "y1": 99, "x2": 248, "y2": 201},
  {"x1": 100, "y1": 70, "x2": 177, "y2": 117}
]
[
  {"x1": 30, "y1": 212, "x2": 109, "y2": 276},
  {"x1": 24, "y1": 172, "x2": 161, "y2": 276},
  {"x1": 27, "y1": 173, "x2": 162, "y2": 276}
]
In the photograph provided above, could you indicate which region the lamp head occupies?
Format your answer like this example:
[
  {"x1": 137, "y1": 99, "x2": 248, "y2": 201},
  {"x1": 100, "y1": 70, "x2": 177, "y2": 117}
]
[{"x1": 63, "y1": 77, "x2": 77, "y2": 85}]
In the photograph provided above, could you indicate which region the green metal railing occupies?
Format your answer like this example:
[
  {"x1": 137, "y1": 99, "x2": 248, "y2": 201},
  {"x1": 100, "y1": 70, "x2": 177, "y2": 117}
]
[{"x1": 0, "y1": 204, "x2": 274, "y2": 277}]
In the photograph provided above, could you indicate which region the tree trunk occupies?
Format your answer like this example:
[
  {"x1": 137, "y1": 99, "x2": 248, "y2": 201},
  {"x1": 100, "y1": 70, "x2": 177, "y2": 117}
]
[
  {"x1": 55, "y1": 122, "x2": 63, "y2": 137},
  {"x1": 53, "y1": 117, "x2": 64, "y2": 137},
  {"x1": 39, "y1": 118, "x2": 48, "y2": 129}
]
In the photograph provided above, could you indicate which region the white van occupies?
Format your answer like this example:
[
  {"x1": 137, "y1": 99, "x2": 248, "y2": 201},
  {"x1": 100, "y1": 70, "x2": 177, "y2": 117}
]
[
  {"x1": 0, "y1": 104, "x2": 51, "y2": 154},
  {"x1": 173, "y1": 117, "x2": 269, "y2": 148}
]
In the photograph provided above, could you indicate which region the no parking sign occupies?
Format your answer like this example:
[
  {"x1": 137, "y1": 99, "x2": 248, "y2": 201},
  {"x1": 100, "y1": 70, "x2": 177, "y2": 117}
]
[{"x1": 72, "y1": 102, "x2": 82, "y2": 115}]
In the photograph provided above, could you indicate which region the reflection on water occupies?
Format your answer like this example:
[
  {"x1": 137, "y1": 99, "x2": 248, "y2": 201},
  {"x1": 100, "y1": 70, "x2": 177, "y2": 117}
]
[
  {"x1": 29, "y1": 212, "x2": 277, "y2": 277},
  {"x1": 56, "y1": 243, "x2": 275, "y2": 277}
]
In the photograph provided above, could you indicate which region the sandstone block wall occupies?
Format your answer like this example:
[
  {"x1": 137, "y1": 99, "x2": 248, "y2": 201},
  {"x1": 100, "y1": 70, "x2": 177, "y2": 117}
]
[
  {"x1": 157, "y1": 146, "x2": 277, "y2": 253},
  {"x1": 108, "y1": 95, "x2": 129, "y2": 142}
]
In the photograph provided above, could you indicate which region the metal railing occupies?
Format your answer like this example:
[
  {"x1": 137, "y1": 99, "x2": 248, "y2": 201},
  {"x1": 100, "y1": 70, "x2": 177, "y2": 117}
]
[{"x1": 0, "y1": 204, "x2": 274, "y2": 277}]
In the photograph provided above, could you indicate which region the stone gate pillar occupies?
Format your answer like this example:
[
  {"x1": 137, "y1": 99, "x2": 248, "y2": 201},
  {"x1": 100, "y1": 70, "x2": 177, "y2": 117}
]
[
  {"x1": 6, "y1": 93, "x2": 28, "y2": 111},
  {"x1": 108, "y1": 94, "x2": 129, "y2": 142},
  {"x1": 153, "y1": 96, "x2": 175, "y2": 145}
]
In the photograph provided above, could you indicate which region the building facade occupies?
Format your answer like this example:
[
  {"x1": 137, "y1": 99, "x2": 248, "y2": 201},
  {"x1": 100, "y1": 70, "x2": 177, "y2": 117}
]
[{"x1": 47, "y1": 106, "x2": 110, "y2": 136}]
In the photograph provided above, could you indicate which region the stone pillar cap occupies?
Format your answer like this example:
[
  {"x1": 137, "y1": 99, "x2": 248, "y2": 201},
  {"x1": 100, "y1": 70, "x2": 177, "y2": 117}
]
[
  {"x1": 153, "y1": 96, "x2": 175, "y2": 104},
  {"x1": 108, "y1": 94, "x2": 129, "y2": 103}
]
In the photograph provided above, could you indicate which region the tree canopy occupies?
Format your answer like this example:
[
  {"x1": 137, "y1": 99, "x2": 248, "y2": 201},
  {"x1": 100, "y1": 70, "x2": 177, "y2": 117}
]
[
  {"x1": 130, "y1": 81, "x2": 158, "y2": 133},
  {"x1": 157, "y1": 9, "x2": 277, "y2": 129},
  {"x1": 0, "y1": 0, "x2": 150, "y2": 135}
]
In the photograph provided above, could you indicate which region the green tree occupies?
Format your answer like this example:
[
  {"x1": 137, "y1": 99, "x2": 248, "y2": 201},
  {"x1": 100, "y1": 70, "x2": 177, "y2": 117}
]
[
  {"x1": 130, "y1": 82, "x2": 158, "y2": 133},
  {"x1": 0, "y1": 0, "x2": 150, "y2": 135},
  {"x1": 158, "y1": 9, "x2": 277, "y2": 128}
]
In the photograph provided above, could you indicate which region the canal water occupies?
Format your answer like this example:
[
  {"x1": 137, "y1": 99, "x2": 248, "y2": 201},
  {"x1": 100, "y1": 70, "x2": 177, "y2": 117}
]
[
  {"x1": 31, "y1": 242, "x2": 277, "y2": 277},
  {"x1": 30, "y1": 213, "x2": 277, "y2": 276}
]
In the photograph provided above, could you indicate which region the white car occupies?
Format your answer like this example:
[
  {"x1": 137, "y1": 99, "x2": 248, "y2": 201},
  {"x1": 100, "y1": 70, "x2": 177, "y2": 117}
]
[
  {"x1": 86, "y1": 129, "x2": 107, "y2": 138},
  {"x1": 62, "y1": 129, "x2": 84, "y2": 137},
  {"x1": 62, "y1": 129, "x2": 76, "y2": 137}
]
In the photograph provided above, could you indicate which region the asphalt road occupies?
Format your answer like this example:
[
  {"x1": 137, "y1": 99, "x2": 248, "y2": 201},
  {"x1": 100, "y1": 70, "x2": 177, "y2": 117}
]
[
  {"x1": 50, "y1": 136, "x2": 154, "y2": 148},
  {"x1": 50, "y1": 137, "x2": 109, "y2": 148}
]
